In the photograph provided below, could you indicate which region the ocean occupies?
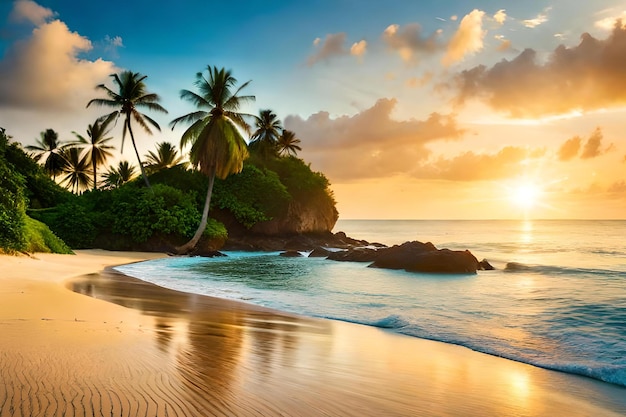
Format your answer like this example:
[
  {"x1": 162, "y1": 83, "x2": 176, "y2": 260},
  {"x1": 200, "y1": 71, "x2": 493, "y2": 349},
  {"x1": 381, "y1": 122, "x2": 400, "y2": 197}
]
[{"x1": 115, "y1": 219, "x2": 626, "y2": 388}]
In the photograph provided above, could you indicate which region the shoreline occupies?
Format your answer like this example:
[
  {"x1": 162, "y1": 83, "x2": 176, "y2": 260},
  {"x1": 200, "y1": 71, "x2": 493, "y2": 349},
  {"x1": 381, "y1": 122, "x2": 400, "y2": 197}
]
[{"x1": 1, "y1": 250, "x2": 625, "y2": 416}]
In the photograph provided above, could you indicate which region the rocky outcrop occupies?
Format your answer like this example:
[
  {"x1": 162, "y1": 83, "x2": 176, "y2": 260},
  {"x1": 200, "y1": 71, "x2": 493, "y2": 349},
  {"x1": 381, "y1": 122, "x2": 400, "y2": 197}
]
[
  {"x1": 323, "y1": 241, "x2": 482, "y2": 274},
  {"x1": 250, "y1": 199, "x2": 338, "y2": 235},
  {"x1": 308, "y1": 247, "x2": 332, "y2": 257},
  {"x1": 279, "y1": 250, "x2": 303, "y2": 258},
  {"x1": 223, "y1": 230, "x2": 372, "y2": 252},
  {"x1": 326, "y1": 247, "x2": 379, "y2": 262}
]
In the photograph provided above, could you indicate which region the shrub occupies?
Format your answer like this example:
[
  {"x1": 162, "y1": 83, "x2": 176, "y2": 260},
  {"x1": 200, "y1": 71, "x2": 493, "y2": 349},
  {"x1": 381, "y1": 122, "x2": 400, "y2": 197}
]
[
  {"x1": 213, "y1": 164, "x2": 291, "y2": 227},
  {"x1": 110, "y1": 184, "x2": 200, "y2": 243},
  {"x1": 23, "y1": 216, "x2": 73, "y2": 254}
]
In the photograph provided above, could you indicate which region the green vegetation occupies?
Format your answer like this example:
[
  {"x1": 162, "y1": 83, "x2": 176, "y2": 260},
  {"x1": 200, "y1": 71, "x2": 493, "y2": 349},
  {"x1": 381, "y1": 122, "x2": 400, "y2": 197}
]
[
  {"x1": 2, "y1": 65, "x2": 338, "y2": 254},
  {"x1": 0, "y1": 128, "x2": 73, "y2": 254},
  {"x1": 169, "y1": 65, "x2": 254, "y2": 253},
  {"x1": 23, "y1": 216, "x2": 73, "y2": 254},
  {"x1": 87, "y1": 71, "x2": 168, "y2": 188}
]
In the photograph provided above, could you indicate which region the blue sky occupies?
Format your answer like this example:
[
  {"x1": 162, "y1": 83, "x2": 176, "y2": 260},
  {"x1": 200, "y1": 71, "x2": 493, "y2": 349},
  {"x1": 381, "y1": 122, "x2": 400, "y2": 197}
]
[{"x1": 1, "y1": 0, "x2": 625, "y2": 219}]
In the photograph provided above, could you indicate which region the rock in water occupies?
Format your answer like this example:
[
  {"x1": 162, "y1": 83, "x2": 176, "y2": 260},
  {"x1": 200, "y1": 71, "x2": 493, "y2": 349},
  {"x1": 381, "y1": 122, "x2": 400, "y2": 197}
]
[
  {"x1": 308, "y1": 247, "x2": 332, "y2": 257},
  {"x1": 279, "y1": 250, "x2": 303, "y2": 258},
  {"x1": 369, "y1": 241, "x2": 479, "y2": 274}
]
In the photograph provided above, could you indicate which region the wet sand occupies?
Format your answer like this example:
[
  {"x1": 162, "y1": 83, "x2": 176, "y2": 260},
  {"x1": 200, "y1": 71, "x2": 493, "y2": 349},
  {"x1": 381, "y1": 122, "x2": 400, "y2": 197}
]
[{"x1": 1, "y1": 250, "x2": 625, "y2": 416}]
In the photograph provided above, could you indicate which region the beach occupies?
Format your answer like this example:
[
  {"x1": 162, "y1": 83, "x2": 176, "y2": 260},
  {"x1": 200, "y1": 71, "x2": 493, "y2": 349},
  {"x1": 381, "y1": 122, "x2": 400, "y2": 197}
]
[{"x1": 1, "y1": 250, "x2": 625, "y2": 416}]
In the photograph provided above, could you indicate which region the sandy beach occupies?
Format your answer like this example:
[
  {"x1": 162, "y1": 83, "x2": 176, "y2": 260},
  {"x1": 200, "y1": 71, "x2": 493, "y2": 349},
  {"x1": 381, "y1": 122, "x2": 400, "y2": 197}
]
[{"x1": 1, "y1": 250, "x2": 625, "y2": 416}]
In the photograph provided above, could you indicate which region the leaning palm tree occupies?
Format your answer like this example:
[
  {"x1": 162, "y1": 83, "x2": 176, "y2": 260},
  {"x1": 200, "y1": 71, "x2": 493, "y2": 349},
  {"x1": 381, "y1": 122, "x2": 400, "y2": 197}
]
[
  {"x1": 59, "y1": 147, "x2": 92, "y2": 193},
  {"x1": 277, "y1": 129, "x2": 302, "y2": 157},
  {"x1": 248, "y1": 109, "x2": 282, "y2": 159},
  {"x1": 144, "y1": 141, "x2": 186, "y2": 174},
  {"x1": 102, "y1": 160, "x2": 137, "y2": 189},
  {"x1": 170, "y1": 65, "x2": 254, "y2": 253},
  {"x1": 86, "y1": 71, "x2": 168, "y2": 188},
  {"x1": 71, "y1": 114, "x2": 116, "y2": 190},
  {"x1": 25, "y1": 129, "x2": 67, "y2": 180}
]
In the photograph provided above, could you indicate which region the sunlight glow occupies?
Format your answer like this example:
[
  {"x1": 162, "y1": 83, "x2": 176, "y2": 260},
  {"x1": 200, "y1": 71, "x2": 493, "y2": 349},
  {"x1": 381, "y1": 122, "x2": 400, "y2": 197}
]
[{"x1": 510, "y1": 183, "x2": 542, "y2": 210}]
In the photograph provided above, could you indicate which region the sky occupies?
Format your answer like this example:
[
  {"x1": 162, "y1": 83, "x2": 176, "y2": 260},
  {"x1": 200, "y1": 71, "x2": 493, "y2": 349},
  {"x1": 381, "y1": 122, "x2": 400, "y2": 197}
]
[{"x1": 1, "y1": 0, "x2": 625, "y2": 220}]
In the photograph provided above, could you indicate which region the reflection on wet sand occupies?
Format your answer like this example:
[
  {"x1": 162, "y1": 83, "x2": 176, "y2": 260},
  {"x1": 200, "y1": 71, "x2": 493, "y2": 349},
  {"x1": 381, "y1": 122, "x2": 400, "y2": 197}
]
[{"x1": 64, "y1": 268, "x2": 626, "y2": 416}]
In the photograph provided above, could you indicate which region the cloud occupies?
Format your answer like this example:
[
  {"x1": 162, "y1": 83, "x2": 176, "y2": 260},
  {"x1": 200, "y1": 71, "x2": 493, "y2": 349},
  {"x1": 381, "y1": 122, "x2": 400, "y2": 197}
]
[
  {"x1": 595, "y1": 13, "x2": 626, "y2": 30},
  {"x1": 608, "y1": 180, "x2": 626, "y2": 194},
  {"x1": 405, "y1": 72, "x2": 434, "y2": 88},
  {"x1": 284, "y1": 98, "x2": 464, "y2": 181},
  {"x1": 101, "y1": 35, "x2": 124, "y2": 57},
  {"x1": 523, "y1": 7, "x2": 551, "y2": 28},
  {"x1": 558, "y1": 128, "x2": 614, "y2": 161},
  {"x1": 307, "y1": 33, "x2": 348, "y2": 66},
  {"x1": 382, "y1": 23, "x2": 442, "y2": 63},
  {"x1": 9, "y1": 0, "x2": 55, "y2": 25},
  {"x1": 0, "y1": 18, "x2": 117, "y2": 110},
  {"x1": 494, "y1": 35, "x2": 513, "y2": 52},
  {"x1": 493, "y1": 9, "x2": 507, "y2": 25},
  {"x1": 350, "y1": 40, "x2": 367, "y2": 57},
  {"x1": 581, "y1": 128, "x2": 612, "y2": 159},
  {"x1": 442, "y1": 9, "x2": 486, "y2": 66},
  {"x1": 558, "y1": 136, "x2": 581, "y2": 161},
  {"x1": 451, "y1": 15, "x2": 458, "y2": 22},
  {"x1": 418, "y1": 146, "x2": 544, "y2": 181},
  {"x1": 451, "y1": 25, "x2": 626, "y2": 117}
]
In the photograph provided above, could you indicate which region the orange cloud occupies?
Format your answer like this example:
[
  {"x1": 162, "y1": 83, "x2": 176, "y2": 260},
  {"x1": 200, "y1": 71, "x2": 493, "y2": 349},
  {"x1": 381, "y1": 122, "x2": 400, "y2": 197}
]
[
  {"x1": 307, "y1": 33, "x2": 347, "y2": 66},
  {"x1": 558, "y1": 136, "x2": 581, "y2": 161},
  {"x1": 452, "y1": 25, "x2": 626, "y2": 117},
  {"x1": 9, "y1": 0, "x2": 55, "y2": 25},
  {"x1": 284, "y1": 98, "x2": 464, "y2": 181},
  {"x1": 418, "y1": 146, "x2": 545, "y2": 181},
  {"x1": 0, "y1": 19, "x2": 116, "y2": 110},
  {"x1": 493, "y1": 9, "x2": 507, "y2": 25},
  {"x1": 443, "y1": 9, "x2": 486, "y2": 66},
  {"x1": 558, "y1": 128, "x2": 614, "y2": 161},
  {"x1": 382, "y1": 23, "x2": 441, "y2": 63},
  {"x1": 350, "y1": 40, "x2": 367, "y2": 58},
  {"x1": 581, "y1": 128, "x2": 604, "y2": 159}
]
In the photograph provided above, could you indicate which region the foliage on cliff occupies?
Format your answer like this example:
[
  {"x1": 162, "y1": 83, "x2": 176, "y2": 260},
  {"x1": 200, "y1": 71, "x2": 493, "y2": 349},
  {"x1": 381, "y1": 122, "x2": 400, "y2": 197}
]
[{"x1": 0, "y1": 128, "x2": 72, "y2": 254}]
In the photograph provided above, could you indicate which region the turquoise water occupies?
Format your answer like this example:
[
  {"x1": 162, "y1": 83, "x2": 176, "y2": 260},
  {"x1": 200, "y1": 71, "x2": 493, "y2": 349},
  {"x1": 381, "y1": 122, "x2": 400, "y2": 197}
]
[{"x1": 115, "y1": 220, "x2": 626, "y2": 387}]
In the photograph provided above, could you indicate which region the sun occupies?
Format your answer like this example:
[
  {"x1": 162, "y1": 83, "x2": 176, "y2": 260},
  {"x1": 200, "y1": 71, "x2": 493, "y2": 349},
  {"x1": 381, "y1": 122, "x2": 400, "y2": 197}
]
[{"x1": 510, "y1": 182, "x2": 541, "y2": 210}]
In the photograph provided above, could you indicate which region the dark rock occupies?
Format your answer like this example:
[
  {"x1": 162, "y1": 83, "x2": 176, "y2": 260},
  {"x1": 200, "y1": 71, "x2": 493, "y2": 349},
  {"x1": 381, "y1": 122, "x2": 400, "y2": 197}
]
[
  {"x1": 308, "y1": 247, "x2": 332, "y2": 257},
  {"x1": 403, "y1": 249, "x2": 479, "y2": 274},
  {"x1": 369, "y1": 241, "x2": 479, "y2": 274},
  {"x1": 504, "y1": 262, "x2": 531, "y2": 271},
  {"x1": 479, "y1": 259, "x2": 495, "y2": 270},
  {"x1": 280, "y1": 250, "x2": 303, "y2": 258},
  {"x1": 327, "y1": 247, "x2": 379, "y2": 262},
  {"x1": 369, "y1": 241, "x2": 437, "y2": 270},
  {"x1": 190, "y1": 250, "x2": 227, "y2": 258}
]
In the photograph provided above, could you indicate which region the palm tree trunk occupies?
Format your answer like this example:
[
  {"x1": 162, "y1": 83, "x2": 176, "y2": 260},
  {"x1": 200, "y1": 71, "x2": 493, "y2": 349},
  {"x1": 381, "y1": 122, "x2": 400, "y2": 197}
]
[
  {"x1": 176, "y1": 173, "x2": 215, "y2": 254},
  {"x1": 126, "y1": 119, "x2": 151, "y2": 189}
]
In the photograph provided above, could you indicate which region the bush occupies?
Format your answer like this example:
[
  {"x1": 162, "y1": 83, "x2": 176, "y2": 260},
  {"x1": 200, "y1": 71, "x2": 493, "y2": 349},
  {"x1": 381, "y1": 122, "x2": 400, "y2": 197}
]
[
  {"x1": 110, "y1": 184, "x2": 200, "y2": 243},
  {"x1": 22, "y1": 216, "x2": 73, "y2": 254},
  {"x1": 31, "y1": 199, "x2": 98, "y2": 249},
  {"x1": 203, "y1": 218, "x2": 228, "y2": 241},
  {"x1": 0, "y1": 129, "x2": 27, "y2": 253},
  {"x1": 213, "y1": 164, "x2": 291, "y2": 227}
]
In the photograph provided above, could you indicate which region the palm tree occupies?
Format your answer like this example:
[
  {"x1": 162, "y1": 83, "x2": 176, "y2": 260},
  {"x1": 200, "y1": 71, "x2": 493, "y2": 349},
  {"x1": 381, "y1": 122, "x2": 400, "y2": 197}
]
[
  {"x1": 71, "y1": 114, "x2": 116, "y2": 190},
  {"x1": 60, "y1": 147, "x2": 92, "y2": 193},
  {"x1": 277, "y1": 129, "x2": 302, "y2": 157},
  {"x1": 248, "y1": 109, "x2": 282, "y2": 159},
  {"x1": 102, "y1": 161, "x2": 137, "y2": 189},
  {"x1": 25, "y1": 129, "x2": 67, "y2": 180},
  {"x1": 170, "y1": 65, "x2": 254, "y2": 253},
  {"x1": 144, "y1": 141, "x2": 186, "y2": 174},
  {"x1": 86, "y1": 71, "x2": 168, "y2": 188}
]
